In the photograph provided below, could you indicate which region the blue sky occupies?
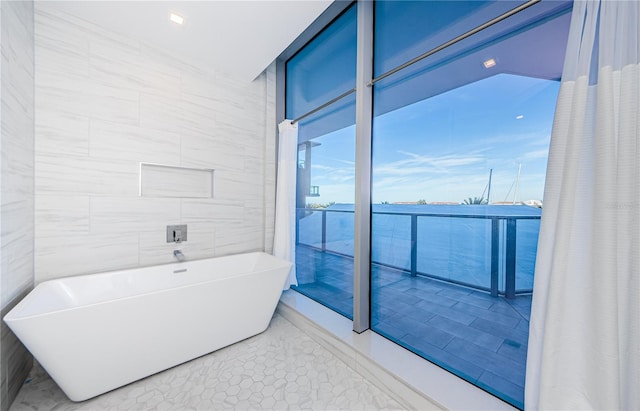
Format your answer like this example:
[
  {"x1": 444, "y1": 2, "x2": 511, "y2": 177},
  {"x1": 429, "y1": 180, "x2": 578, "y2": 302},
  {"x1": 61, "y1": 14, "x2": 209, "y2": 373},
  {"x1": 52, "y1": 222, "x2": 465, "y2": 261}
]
[{"x1": 305, "y1": 74, "x2": 560, "y2": 205}]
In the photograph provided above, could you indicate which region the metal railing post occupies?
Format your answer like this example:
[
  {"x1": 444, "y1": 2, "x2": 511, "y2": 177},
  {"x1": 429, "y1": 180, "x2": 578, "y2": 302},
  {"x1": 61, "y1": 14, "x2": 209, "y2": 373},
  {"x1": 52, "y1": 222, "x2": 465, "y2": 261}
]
[
  {"x1": 321, "y1": 210, "x2": 327, "y2": 251},
  {"x1": 505, "y1": 218, "x2": 517, "y2": 299},
  {"x1": 295, "y1": 208, "x2": 301, "y2": 245},
  {"x1": 490, "y1": 218, "x2": 500, "y2": 297},
  {"x1": 411, "y1": 214, "x2": 418, "y2": 276}
]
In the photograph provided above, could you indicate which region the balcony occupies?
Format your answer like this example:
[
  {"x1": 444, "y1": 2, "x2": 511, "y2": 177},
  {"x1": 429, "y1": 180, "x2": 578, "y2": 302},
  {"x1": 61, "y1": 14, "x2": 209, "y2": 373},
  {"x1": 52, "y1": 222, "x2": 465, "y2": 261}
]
[
  {"x1": 308, "y1": 185, "x2": 320, "y2": 197},
  {"x1": 293, "y1": 204, "x2": 540, "y2": 408}
]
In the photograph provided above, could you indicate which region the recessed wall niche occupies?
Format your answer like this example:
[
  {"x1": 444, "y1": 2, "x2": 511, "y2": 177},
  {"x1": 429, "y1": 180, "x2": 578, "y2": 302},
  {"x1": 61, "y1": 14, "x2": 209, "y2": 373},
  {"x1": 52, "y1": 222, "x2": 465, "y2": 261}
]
[{"x1": 140, "y1": 163, "x2": 214, "y2": 198}]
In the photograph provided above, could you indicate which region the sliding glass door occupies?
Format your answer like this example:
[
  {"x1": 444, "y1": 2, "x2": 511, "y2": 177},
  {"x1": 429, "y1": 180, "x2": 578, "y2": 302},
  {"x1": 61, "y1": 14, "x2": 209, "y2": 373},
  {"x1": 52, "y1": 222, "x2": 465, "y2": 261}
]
[{"x1": 370, "y1": 1, "x2": 571, "y2": 407}]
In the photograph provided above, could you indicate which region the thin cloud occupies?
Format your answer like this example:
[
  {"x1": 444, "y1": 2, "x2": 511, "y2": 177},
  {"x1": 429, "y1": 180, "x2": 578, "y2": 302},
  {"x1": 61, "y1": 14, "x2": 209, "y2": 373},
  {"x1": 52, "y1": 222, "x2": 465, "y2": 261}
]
[
  {"x1": 312, "y1": 164, "x2": 355, "y2": 184},
  {"x1": 375, "y1": 151, "x2": 485, "y2": 176},
  {"x1": 519, "y1": 149, "x2": 549, "y2": 161}
]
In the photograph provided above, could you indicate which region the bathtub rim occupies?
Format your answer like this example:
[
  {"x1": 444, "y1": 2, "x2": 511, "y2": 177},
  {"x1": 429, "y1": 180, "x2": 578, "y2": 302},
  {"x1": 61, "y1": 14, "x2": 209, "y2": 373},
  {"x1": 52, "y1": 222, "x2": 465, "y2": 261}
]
[{"x1": 4, "y1": 251, "x2": 291, "y2": 322}]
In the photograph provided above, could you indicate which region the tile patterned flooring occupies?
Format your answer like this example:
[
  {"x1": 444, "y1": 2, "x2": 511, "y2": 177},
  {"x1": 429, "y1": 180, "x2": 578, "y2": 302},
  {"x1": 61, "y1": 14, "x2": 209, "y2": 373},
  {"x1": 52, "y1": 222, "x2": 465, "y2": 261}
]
[
  {"x1": 9, "y1": 315, "x2": 403, "y2": 411},
  {"x1": 293, "y1": 246, "x2": 531, "y2": 408}
]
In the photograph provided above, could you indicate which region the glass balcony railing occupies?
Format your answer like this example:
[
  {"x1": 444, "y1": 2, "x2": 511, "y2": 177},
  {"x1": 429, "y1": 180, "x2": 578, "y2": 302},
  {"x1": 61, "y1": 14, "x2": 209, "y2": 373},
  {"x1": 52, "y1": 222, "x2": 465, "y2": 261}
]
[{"x1": 296, "y1": 205, "x2": 541, "y2": 297}]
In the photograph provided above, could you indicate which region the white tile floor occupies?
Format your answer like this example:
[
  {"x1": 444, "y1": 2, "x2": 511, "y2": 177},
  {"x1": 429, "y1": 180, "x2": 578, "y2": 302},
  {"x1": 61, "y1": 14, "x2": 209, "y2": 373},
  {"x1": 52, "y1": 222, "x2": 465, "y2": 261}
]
[{"x1": 9, "y1": 314, "x2": 404, "y2": 411}]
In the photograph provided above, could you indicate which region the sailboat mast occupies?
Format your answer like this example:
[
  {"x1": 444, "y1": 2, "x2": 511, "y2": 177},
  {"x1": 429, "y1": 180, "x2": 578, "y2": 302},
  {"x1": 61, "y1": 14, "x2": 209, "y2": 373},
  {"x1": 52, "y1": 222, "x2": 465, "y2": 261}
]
[
  {"x1": 487, "y1": 168, "x2": 493, "y2": 204},
  {"x1": 513, "y1": 164, "x2": 522, "y2": 204}
]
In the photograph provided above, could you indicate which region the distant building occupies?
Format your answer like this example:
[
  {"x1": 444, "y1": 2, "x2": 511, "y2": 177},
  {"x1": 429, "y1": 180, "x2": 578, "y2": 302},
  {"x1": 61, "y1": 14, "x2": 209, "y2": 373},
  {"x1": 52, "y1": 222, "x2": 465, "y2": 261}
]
[{"x1": 523, "y1": 199, "x2": 543, "y2": 208}]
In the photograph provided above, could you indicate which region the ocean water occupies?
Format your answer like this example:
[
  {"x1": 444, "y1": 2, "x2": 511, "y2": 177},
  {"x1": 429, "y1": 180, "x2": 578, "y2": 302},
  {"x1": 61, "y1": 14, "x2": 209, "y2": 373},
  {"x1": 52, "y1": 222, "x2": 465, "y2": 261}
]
[{"x1": 297, "y1": 203, "x2": 542, "y2": 293}]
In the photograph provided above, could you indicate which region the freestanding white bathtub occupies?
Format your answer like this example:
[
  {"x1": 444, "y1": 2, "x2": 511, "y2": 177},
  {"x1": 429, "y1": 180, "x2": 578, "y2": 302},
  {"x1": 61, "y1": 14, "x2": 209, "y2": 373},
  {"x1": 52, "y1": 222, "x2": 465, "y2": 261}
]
[{"x1": 4, "y1": 252, "x2": 291, "y2": 402}]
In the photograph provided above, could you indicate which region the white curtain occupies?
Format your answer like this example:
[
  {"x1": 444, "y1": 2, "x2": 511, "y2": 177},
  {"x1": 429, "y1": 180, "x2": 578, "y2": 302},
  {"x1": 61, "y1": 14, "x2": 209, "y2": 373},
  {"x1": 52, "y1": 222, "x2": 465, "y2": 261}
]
[
  {"x1": 526, "y1": 1, "x2": 639, "y2": 410},
  {"x1": 273, "y1": 120, "x2": 298, "y2": 289}
]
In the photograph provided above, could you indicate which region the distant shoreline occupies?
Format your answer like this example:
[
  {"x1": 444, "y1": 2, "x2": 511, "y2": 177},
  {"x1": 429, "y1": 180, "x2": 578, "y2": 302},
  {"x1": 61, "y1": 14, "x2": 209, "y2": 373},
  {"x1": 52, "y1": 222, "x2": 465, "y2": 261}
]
[{"x1": 303, "y1": 203, "x2": 543, "y2": 217}]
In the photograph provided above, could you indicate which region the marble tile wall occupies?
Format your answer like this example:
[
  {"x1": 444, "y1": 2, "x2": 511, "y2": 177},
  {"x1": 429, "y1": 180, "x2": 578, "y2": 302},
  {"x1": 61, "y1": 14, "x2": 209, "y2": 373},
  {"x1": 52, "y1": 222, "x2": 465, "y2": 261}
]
[
  {"x1": 34, "y1": 4, "x2": 277, "y2": 282},
  {"x1": 0, "y1": 1, "x2": 35, "y2": 410}
]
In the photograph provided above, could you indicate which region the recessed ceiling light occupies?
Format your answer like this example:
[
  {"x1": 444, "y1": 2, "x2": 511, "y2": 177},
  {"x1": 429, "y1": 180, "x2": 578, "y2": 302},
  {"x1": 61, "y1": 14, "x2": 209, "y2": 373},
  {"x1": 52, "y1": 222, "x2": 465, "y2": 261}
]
[
  {"x1": 169, "y1": 12, "x2": 184, "y2": 25},
  {"x1": 483, "y1": 58, "x2": 497, "y2": 69}
]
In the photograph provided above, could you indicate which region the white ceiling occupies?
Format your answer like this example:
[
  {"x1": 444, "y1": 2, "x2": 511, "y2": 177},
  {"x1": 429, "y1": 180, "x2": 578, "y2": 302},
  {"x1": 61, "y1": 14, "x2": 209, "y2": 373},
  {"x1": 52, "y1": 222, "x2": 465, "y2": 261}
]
[{"x1": 40, "y1": 0, "x2": 333, "y2": 83}]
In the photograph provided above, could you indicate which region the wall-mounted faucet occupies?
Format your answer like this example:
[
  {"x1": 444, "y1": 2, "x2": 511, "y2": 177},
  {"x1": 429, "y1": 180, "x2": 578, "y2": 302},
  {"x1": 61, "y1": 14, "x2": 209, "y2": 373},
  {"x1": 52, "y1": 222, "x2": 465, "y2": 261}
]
[
  {"x1": 166, "y1": 224, "x2": 187, "y2": 244},
  {"x1": 173, "y1": 250, "x2": 186, "y2": 262}
]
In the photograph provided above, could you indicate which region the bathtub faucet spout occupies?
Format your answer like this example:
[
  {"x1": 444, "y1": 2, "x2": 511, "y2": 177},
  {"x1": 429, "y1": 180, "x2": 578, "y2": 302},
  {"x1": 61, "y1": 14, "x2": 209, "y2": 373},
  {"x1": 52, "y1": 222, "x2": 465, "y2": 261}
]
[{"x1": 173, "y1": 250, "x2": 185, "y2": 262}]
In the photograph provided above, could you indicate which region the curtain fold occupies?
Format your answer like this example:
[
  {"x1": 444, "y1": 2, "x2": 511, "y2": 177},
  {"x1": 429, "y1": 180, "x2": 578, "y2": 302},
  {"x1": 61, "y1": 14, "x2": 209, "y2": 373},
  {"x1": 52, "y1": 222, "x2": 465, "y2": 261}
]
[
  {"x1": 526, "y1": 1, "x2": 639, "y2": 409},
  {"x1": 273, "y1": 120, "x2": 299, "y2": 290}
]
